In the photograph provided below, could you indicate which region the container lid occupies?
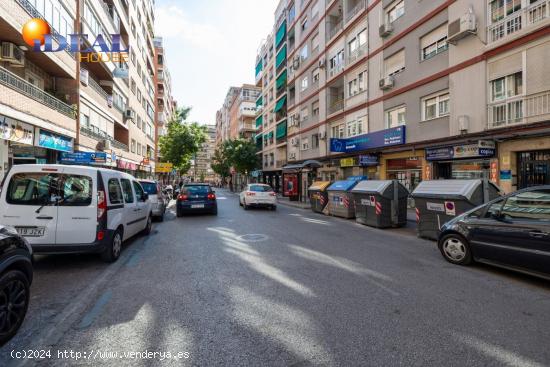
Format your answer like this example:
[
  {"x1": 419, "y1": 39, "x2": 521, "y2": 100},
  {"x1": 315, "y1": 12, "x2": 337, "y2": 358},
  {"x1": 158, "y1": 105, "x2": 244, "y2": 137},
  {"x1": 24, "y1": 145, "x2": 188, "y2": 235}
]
[
  {"x1": 327, "y1": 180, "x2": 359, "y2": 191},
  {"x1": 411, "y1": 179, "x2": 496, "y2": 200},
  {"x1": 351, "y1": 180, "x2": 393, "y2": 194},
  {"x1": 308, "y1": 181, "x2": 331, "y2": 191}
]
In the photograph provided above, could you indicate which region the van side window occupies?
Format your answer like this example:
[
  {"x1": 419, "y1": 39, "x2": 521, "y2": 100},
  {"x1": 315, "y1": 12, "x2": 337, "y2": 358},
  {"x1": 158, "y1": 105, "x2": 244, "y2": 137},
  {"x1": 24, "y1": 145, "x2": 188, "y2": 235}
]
[
  {"x1": 108, "y1": 179, "x2": 123, "y2": 205},
  {"x1": 59, "y1": 175, "x2": 92, "y2": 206},
  {"x1": 133, "y1": 181, "x2": 145, "y2": 202},
  {"x1": 6, "y1": 173, "x2": 60, "y2": 205},
  {"x1": 120, "y1": 179, "x2": 134, "y2": 203}
]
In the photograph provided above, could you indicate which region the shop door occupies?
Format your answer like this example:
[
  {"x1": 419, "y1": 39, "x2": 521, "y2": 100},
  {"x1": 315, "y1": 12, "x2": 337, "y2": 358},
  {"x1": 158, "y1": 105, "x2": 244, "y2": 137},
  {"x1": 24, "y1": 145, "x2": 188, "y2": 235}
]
[{"x1": 518, "y1": 151, "x2": 550, "y2": 188}]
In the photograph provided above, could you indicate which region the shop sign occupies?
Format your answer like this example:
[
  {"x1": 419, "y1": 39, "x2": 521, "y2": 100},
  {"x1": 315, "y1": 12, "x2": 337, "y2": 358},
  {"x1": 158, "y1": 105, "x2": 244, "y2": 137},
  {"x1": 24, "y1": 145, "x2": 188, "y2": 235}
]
[
  {"x1": 142, "y1": 158, "x2": 150, "y2": 165},
  {"x1": 156, "y1": 162, "x2": 174, "y2": 173},
  {"x1": 340, "y1": 158, "x2": 355, "y2": 167},
  {"x1": 330, "y1": 126, "x2": 406, "y2": 153},
  {"x1": 0, "y1": 116, "x2": 34, "y2": 145},
  {"x1": 426, "y1": 140, "x2": 495, "y2": 161},
  {"x1": 490, "y1": 160, "x2": 499, "y2": 183},
  {"x1": 500, "y1": 170, "x2": 512, "y2": 180},
  {"x1": 283, "y1": 174, "x2": 298, "y2": 196},
  {"x1": 117, "y1": 159, "x2": 137, "y2": 171},
  {"x1": 359, "y1": 155, "x2": 378, "y2": 166},
  {"x1": 59, "y1": 151, "x2": 107, "y2": 165},
  {"x1": 36, "y1": 129, "x2": 73, "y2": 152}
]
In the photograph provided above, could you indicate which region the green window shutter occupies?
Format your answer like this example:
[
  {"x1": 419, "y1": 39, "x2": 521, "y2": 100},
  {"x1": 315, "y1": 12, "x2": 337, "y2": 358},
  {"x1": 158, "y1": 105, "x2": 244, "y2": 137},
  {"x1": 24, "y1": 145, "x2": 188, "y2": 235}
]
[
  {"x1": 255, "y1": 60, "x2": 263, "y2": 76},
  {"x1": 275, "y1": 45, "x2": 287, "y2": 69},
  {"x1": 276, "y1": 120, "x2": 287, "y2": 139},
  {"x1": 276, "y1": 70, "x2": 287, "y2": 89},
  {"x1": 273, "y1": 95, "x2": 287, "y2": 113},
  {"x1": 256, "y1": 115, "x2": 263, "y2": 128},
  {"x1": 275, "y1": 21, "x2": 286, "y2": 49},
  {"x1": 256, "y1": 95, "x2": 263, "y2": 107},
  {"x1": 268, "y1": 131, "x2": 274, "y2": 139}
]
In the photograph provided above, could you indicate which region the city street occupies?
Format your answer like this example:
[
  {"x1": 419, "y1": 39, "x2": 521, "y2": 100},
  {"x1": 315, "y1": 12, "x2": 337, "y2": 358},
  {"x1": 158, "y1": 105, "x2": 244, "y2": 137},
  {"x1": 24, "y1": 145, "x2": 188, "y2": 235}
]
[{"x1": 2, "y1": 189, "x2": 550, "y2": 366}]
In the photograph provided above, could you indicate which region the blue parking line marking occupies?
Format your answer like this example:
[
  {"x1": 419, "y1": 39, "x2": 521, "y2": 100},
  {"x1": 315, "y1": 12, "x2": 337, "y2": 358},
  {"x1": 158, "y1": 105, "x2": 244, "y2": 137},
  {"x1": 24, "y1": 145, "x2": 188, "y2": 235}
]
[{"x1": 77, "y1": 290, "x2": 112, "y2": 329}]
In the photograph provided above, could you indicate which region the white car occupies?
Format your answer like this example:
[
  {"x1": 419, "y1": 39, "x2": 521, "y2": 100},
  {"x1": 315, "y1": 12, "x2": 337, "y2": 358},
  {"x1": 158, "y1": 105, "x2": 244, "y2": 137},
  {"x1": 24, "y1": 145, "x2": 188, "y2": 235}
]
[
  {"x1": 239, "y1": 184, "x2": 277, "y2": 210},
  {"x1": 0, "y1": 164, "x2": 153, "y2": 262}
]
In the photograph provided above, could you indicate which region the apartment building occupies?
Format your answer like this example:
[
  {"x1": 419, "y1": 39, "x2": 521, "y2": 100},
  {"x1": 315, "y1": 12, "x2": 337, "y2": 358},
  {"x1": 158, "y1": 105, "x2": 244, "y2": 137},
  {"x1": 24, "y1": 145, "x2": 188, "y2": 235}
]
[
  {"x1": 154, "y1": 36, "x2": 176, "y2": 162},
  {"x1": 255, "y1": 0, "x2": 550, "y2": 200},
  {"x1": 189, "y1": 124, "x2": 216, "y2": 182},
  {"x1": 0, "y1": 0, "x2": 172, "y2": 180}
]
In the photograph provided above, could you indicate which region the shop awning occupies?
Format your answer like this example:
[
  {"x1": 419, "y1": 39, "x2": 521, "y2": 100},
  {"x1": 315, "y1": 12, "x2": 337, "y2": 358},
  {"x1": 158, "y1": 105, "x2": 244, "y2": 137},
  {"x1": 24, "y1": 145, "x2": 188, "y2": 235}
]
[
  {"x1": 282, "y1": 159, "x2": 322, "y2": 171},
  {"x1": 255, "y1": 60, "x2": 263, "y2": 76},
  {"x1": 273, "y1": 95, "x2": 287, "y2": 113},
  {"x1": 256, "y1": 95, "x2": 263, "y2": 107},
  {"x1": 276, "y1": 70, "x2": 287, "y2": 90},
  {"x1": 276, "y1": 120, "x2": 287, "y2": 139},
  {"x1": 275, "y1": 45, "x2": 286, "y2": 69},
  {"x1": 256, "y1": 115, "x2": 263, "y2": 128},
  {"x1": 275, "y1": 20, "x2": 286, "y2": 49}
]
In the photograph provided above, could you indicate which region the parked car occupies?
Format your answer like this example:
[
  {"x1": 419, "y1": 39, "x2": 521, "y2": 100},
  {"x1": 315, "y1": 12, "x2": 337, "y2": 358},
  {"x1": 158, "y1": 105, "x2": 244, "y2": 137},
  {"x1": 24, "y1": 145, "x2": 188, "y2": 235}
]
[
  {"x1": 176, "y1": 184, "x2": 217, "y2": 216},
  {"x1": 239, "y1": 184, "x2": 277, "y2": 210},
  {"x1": 438, "y1": 185, "x2": 550, "y2": 280},
  {"x1": 0, "y1": 165, "x2": 153, "y2": 263},
  {"x1": 0, "y1": 225, "x2": 33, "y2": 346},
  {"x1": 139, "y1": 180, "x2": 166, "y2": 221}
]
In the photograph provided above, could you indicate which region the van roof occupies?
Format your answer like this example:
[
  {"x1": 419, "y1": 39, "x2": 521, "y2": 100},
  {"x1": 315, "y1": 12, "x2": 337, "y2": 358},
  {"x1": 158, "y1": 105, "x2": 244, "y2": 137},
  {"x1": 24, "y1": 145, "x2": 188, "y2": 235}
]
[{"x1": 8, "y1": 164, "x2": 136, "y2": 179}]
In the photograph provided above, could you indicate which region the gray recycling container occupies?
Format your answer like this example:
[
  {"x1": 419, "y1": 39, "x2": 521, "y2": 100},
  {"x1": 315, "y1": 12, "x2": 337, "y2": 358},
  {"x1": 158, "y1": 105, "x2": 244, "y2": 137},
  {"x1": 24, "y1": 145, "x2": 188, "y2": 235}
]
[
  {"x1": 351, "y1": 180, "x2": 410, "y2": 228},
  {"x1": 308, "y1": 181, "x2": 331, "y2": 213},
  {"x1": 326, "y1": 177, "x2": 366, "y2": 219},
  {"x1": 411, "y1": 179, "x2": 501, "y2": 240}
]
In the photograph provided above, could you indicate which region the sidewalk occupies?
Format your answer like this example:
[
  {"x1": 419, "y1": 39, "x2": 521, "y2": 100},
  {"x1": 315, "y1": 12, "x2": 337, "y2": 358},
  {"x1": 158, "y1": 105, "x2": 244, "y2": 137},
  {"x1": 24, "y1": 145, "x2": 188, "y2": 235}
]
[{"x1": 276, "y1": 195, "x2": 311, "y2": 210}]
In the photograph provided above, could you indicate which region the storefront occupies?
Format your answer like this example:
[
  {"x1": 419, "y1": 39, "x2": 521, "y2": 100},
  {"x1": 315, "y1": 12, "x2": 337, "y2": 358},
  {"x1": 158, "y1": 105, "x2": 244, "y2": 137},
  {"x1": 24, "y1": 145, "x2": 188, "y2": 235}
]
[
  {"x1": 498, "y1": 135, "x2": 550, "y2": 193},
  {"x1": 425, "y1": 140, "x2": 496, "y2": 181},
  {"x1": 338, "y1": 155, "x2": 379, "y2": 179},
  {"x1": 58, "y1": 151, "x2": 117, "y2": 167},
  {"x1": 382, "y1": 153, "x2": 424, "y2": 192},
  {"x1": 263, "y1": 171, "x2": 282, "y2": 193}
]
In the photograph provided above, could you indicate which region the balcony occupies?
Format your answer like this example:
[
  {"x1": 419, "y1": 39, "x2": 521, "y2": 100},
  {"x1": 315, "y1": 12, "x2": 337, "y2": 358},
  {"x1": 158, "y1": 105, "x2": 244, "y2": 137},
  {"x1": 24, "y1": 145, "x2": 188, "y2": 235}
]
[
  {"x1": 0, "y1": 66, "x2": 75, "y2": 118},
  {"x1": 346, "y1": 0, "x2": 366, "y2": 23},
  {"x1": 239, "y1": 122, "x2": 256, "y2": 132},
  {"x1": 276, "y1": 159, "x2": 287, "y2": 168},
  {"x1": 327, "y1": 19, "x2": 344, "y2": 41},
  {"x1": 347, "y1": 43, "x2": 368, "y2": 66},
  {"x1": 488, "y1": 91, "x2": 550, "y2": 129},
  {"x1": 487, "y1": 0, "x2": 550, "y2": 43},
  {"x1": 328, "y1": 63, "x2": 345, "y2": 79}
]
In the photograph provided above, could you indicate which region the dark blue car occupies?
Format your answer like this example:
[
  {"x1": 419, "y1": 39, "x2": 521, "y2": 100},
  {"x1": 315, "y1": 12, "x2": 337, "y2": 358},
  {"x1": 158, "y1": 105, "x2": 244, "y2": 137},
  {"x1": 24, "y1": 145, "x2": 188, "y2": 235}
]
[{"x1": 176, "y1": 184, "x2": 217, "y2": 216}]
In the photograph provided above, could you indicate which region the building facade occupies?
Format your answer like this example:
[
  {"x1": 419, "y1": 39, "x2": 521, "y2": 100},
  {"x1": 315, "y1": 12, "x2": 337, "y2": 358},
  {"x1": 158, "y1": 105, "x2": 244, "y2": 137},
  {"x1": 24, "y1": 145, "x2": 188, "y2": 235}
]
[
  {"x1": 255, "y1": 0, "x2": 550, "y2": 200},
  {"x1": 189, "y1": 124, "x2": 216, "y2": 182},
  {"x1": 0, "y1": 0, "x2": 174, "y2": 180}
]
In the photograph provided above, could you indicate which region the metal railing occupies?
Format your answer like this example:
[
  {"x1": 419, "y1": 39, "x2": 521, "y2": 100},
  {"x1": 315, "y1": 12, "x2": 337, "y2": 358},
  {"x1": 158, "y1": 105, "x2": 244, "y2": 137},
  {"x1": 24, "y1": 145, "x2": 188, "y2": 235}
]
[
  {"x1": 327, "y1": 19, "x2": 343, "y2": 41},
  {"x1": 328, "y1": 98, "x2": 344, "y2": 115},
  {"x1": 347, "y1": 43, "x2": 368, "y2": 66},
  {"x1": 87, "y1": 76, "x2": 110, "y2": 101},
  {"x1": 0, "y1": 67, "x2": 75, "y2": 118},
  {"x1": 329, "y1": 63, "x2": 345, "y2": 78},
  {"x1": 346, "y1": 0, "x2": 366, "y2": 23},
  {"x1": 111, "y1": 139, "x2": 129, "y2": 151},
  {"x1": 487, "y1": 0, "x2": 549, "y2": 43},
  {"x1": 488, "y1": 91, "x2": 550, "y2": 128}
]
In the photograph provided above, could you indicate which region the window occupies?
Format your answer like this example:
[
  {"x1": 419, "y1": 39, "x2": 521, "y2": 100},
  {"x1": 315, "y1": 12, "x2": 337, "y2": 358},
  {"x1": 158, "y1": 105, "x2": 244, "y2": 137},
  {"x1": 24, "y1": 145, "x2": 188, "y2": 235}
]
[
  {"x1": 137, "y1": 143, "x2": 142, "y2": 156},
  {"x1": 501, "y1": 190, "x2": 550, "y2": 221},
  {"x1": 490, "y1": 0, "x2": 522, "y2": 24},
  {"x1": 131, "y1": 139, "x2": 136, "y2": 153},
  {"x1": 387, "y1": 0, "x2": 404, "y2": 23},
  {"x1": 6, "y1": 173, "x2": 59, "y2": 205},
  {"x1": 348, "y1": 79, "x2": 358, "y2": 96},
  {"x1": 301, "y1": 17, "x2": 308, "y2": 32},
  {"x1": 358, "y1": 71, "x2": 366, "y2": 92},
  {"x1": 301, "y1": 107, "x2": 309, "y2": 122},
  {"x1": 137, "y1": 116, "x2": 142, "y2": 130},
  {"x1": 133, "y1": 181, "x2": 146, "y2": 202},
  {"x1": 137, "y1": 89, "x2": 142, "y2": 104},
  {"x1": 347, "y1": 119, "x2": 363, "y2": 137},
  {"x1": 120, "y1": 179, "x2": 134, "y2": 203},
  {"x1": 80, "y1": 113, "x2": 90, "y2": 128},
  {"x1": 311, "y1": 33, "x2": 319, "y2": 51},
  {"x1": 422, "y1": 92, "x2": 450, "y2": 121},
  {"x1": 386, "y1": 105, "x2": 406, "y2": 128},
  {"x1": 421, "y1": 24, "x2": 448, "y2": 60},
  {"x1": 385, "y1": 49, "x2": 405, "y2": 76},
  {"x1": 301, "y1": 76, "x2": 309, "y2": 91},
  {"x1": 312, "y1": 133, "x2": 319, "y2": 148},
  {"x1": 349, "y1": 37, "x2": 358, "y2": 54},
  {"x1": 312, "y1": 101, "x2": 319, "y2": 116},
  {"x1": 108, "y1": 179, "x2": 123, "y2": 204},
  {"x1": 130, "y1": 78, "x2": 136, "y2": 94},
  {"x1": 311, "y1": 1, "x2": 319, "y2": 19},
  {"x1": 59, "y1": 175, "x2": 92, "y2": 206},
  {"x1": 300, "y1": 44, "x2": 308, "y2": 61},
  {"x1": 331, "y1": 123, "x2": 345, "y2": 138},
  {"x1": 312, "y1": 68, "x2": 320, "y2": 83},
  {"x1": 491, "y1": 72, "x2": 522, "y2": 101},
  {"x1": 301, "y1": 137, "x2": 309, "y2": 150},
  {"x1": 358, "y1": 29, "x2": 367, "y2": 47}
]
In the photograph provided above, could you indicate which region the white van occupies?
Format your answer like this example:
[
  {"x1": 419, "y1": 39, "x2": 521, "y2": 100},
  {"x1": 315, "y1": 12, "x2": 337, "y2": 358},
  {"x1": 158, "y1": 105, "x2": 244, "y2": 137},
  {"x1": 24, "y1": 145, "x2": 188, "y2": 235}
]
[{"x1": 0, "y1": 165, "x2": 153, "y2": 262}]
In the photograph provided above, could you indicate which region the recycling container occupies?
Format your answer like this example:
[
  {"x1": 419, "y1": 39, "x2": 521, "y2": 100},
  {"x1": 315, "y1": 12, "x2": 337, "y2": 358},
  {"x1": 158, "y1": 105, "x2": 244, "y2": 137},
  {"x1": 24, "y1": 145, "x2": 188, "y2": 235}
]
[
  {"x1": 411, "y1": 179, "x2": 501, "y2": 240},
  {"x1": 326, "y1": 176, "x2": 366, "y2": 219},
  {"x1": 351, "y1": 180, "x2": 410, "y2": 228},
  {"x1": 308, "y1": 181, "x2": 331, "y2": 213}
]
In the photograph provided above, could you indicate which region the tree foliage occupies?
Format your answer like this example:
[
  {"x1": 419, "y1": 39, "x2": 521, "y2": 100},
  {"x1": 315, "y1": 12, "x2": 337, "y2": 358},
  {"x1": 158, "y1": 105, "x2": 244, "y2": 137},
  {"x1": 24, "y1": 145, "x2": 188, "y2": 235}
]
[
  {"x1": 211, "y1": 138, "x2": 259, "y2": 178},
  {"x1": 211, "y1": 145, "x2": 231, "y2": 179},
  {"x1": 159, "y1": 107, "x2": 206, "y2": 173}
]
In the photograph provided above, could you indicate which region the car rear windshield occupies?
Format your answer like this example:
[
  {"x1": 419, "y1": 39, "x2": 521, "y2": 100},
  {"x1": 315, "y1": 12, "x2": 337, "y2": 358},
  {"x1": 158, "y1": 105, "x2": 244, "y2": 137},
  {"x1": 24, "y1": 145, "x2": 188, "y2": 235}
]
[
  {"x1": 184, "y1": 185, "x2": 210, "y2": 194},
  {"x1": 139, "y1": 181, "x2": 158, "y2": 195},
  {"x1": 250, "y1": 185, "x2": 273, "y2": 192}
]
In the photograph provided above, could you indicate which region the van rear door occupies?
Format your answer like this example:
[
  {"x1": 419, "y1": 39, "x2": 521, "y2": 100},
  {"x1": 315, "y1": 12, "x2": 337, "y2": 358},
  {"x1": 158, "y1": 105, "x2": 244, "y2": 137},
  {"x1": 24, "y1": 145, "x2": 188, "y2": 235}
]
[
  {"x1": 55, "y1": 167, "x2": 96, "y2": 244},
  {"x1": 0, "y1": 168, "x2": 61, "y2": 245}
]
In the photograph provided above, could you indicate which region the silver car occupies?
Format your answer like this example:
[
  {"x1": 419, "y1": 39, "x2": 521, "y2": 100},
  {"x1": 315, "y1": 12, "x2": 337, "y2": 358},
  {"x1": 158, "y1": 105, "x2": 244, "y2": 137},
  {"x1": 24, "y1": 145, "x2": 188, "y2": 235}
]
[{"x1": 139, "y1": 180, "x2": 167, "y2": 221}]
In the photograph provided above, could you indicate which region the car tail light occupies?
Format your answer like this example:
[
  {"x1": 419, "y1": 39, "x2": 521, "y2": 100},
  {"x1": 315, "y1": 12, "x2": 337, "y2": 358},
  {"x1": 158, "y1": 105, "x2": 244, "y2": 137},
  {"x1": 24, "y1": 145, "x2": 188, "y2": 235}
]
[
  {"x1": 178, "y1": 194, "x2": 188, "y2": 201},
  {"x1": 97, "y1": 231, "x2": 105, "y2": 241},
  {"x1": 207, "y1": 193, "x2": 216, "y2": 200},
  {"x1": 269, "y1": 192, "x2": 276, "y2": 196},
  {"x1": 246, "y1": 192, "x2": 256, "y2": 196},
  {"x1": 97, "y1": 190, "x2": 107, "y2": 219}
]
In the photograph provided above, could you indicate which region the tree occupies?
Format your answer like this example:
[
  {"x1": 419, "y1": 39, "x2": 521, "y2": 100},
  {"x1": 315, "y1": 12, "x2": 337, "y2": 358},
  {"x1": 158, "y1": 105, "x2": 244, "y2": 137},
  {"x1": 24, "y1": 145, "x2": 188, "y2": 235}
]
[
  {"x1": 224, "y1": 138, "x2": 259, "y2": 175},
  {"x1": 159, "y1": 107, "x2": 206, "y2": 173},
  {"x1": 211, "y1": 144, "x2": 231, "y2": 180}
]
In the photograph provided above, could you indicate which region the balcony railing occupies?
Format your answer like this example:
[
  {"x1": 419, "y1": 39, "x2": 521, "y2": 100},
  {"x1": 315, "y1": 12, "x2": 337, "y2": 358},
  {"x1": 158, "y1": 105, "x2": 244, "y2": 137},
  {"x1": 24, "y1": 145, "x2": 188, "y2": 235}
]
[
  {"x1": 328, "y1": 97, "x2": 344, "y2": 115},
  {"x1": 329, "y1": 63, "x2": 345, "y2": 78},
  {"x1": 111, "y1": 139, "x2": 129, "y2": 151},
  {"x1": 488, "y1": 91, "x2": 550, "y2": 128},
  {"x1": 347, "y1": 44, "x2": 368, "y2": 66},
  {"x1": 346, "y1": 0, "x2": 366, "y2": 23},
  {"x1": 239, "y1": 122, "x2": 256, "y2": 131},
  {"x1": 87, "y1": 76, "x2": 110, "y2": 101},
  {"x1": 276, "y1": 159, "x2": 287, "y2": 167},
  {"x1": 327, "y1": 19, "x2": 343, "y2": 41},
  {"x1": 0, "y1": 67, "x2": 75, "y2": 118},
  {"x1": 487, "y1": 0, "x2": 549, "y2": 43}
]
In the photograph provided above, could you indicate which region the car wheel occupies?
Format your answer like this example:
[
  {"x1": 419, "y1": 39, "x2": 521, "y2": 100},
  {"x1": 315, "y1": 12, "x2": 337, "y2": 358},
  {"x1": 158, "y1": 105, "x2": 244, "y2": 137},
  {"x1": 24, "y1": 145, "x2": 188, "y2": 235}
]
[
  {"x1": 439, "y1": 233, "x2": 472, "y2": 265},
  {"x1": 239, "y1": 199, "x2": 243, "y2": 207},
  {"x1": 101, "y1": 229, "x2": 123, "y2": 263},
  {"x1": 176, "y1": 207, "x2": 183, "y2": 217},
  {"x1": 243, "y1": 200, "x2": 249, "y2": 210},
  {"x1": 143, "y1": 215, "x2": 153, "y2": 235},
  {"x1": 0, "y1": 270, "x2": 30, "y2": 346}
]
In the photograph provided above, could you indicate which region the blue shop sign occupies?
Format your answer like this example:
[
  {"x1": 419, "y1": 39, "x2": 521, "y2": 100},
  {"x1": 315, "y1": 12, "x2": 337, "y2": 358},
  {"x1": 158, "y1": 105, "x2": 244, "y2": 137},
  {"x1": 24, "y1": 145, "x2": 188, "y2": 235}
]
[
  {"x1": 59, "y1": 152, "x2": 107, "y2": 165},
  {"x1": 37, "y1": 130, "x2": 73, "y2": 152},
  {"x1": 425, "y1": 147, "x2": 453, "y2": 161},
  {"x1": 330, "y1": 126, "x2": 405, "y2": 153},
  {"x1": 359, "y1": 155, "x2": 379, "y2": 166}
]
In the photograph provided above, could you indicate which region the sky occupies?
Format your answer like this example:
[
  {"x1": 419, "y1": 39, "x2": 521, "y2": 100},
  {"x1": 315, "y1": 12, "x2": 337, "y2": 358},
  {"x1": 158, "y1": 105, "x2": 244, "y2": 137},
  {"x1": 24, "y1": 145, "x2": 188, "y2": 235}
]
[{"x1": 154, "y1": 0, "x2": 278, "y2": 125}]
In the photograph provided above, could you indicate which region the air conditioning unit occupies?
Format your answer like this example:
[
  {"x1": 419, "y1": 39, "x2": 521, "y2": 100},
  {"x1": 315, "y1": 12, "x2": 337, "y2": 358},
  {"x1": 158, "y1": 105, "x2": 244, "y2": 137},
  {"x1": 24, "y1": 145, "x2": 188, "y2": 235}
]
[
  {"x1": 124, "y1": 109, "x2": 135, "y2": 120},
  {"x1": 80, "y1": 68, "x2": 89, "y2": 86},
  {"x1": 1, "y1": 42, "x2": 25, "y2": 67},
  {"x1": 458, "y1": 115, "x2": 469, "y2": 133},
  {"x1": 289, "y1": 152, "x2": 297, "y2": 160},
  {"x1": 379, "y1": 23, "x2": 393, "y2": 38},
  {"x1": 319, "y1": 131, "x2": 327, "y2": 140},
  {"x1": 290, "y1": 137, "x2": 300, "y2": 147},
  {"x1": 292, "y1": 56, "x2": 300, "y2": 70},
  {"x1": 318, "y1": 58, "x2": 326, "y2": 69},
  {"x1": 447, "y1": 8, "x2": 477, "y2": 44},
  {"x1": 379, "y1": 75, "x2": 395, "y2": 90},
  {"x1": 103, "y1": 139, "x2": 112, "y2": 150}
]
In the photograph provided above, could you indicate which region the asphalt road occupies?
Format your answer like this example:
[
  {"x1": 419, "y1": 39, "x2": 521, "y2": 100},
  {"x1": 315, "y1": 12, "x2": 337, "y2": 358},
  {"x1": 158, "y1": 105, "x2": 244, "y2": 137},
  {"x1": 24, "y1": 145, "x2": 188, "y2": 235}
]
[{"x1": 1, "y1": 189, "x2": 550, "y2": 366}]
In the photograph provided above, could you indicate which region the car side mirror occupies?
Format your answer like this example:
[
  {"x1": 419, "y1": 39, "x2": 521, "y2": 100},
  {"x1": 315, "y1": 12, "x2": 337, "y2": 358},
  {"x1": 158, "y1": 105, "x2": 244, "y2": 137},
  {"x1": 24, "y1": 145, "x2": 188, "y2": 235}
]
[{"x1": 143, "y1": 193, "x2": 149, "y2": 201}]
